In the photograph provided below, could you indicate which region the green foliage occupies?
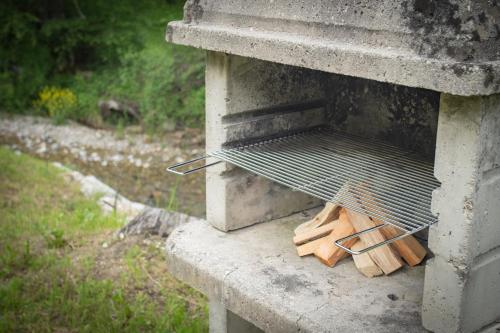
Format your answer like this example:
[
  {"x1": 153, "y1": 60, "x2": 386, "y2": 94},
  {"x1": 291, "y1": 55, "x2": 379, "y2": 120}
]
[
  {"x1": 44, "y1": 229, "x2": 68, "y2": 248},
  {"x1": 33, "y1": 86, "x2": 78, "y2": 124},
  {"x1": 0, "y1": 147, "x2": 208, "y2": 331},
  {"x1": 1, "y1": 0, "x2": 205, "y2": 130}
]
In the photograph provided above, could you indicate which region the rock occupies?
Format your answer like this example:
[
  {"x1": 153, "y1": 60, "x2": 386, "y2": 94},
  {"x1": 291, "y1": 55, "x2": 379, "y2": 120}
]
[
  {"x1": 37, "y1": 142, "x2": 47, "y2": 154},
  {"x1": 90, "y1": 152, "x2": 100, "y2": 162},
  {"x1": 110, "y1": 154, "x2": 123, "y2": 163},
  {"x1": 98, "y1": 195, "x2": 145, "y2": 221},
  {"x1": 78, "y1": 174, "x2": 117, "y2": 197},
  {"x1": 119, "y1": 207, "x2": 198, "y2": 237},
  {"x1": 98, "y1": 99, "x2": 140, "y2": 121}
]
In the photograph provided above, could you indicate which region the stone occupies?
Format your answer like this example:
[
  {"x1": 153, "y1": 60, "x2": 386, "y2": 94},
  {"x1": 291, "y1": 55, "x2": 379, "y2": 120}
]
[{"x1": 119, "y1": 207, "x2": 201, "y2": 237}]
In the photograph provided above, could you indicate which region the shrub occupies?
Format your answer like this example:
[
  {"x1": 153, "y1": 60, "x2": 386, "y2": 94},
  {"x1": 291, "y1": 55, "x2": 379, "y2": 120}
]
[
  {"x1": 1, "y1": 0, "x2": 206, "y2": 130},
  {"x1": 33, "y1": 86, "x2": 78, "y2": 124}
]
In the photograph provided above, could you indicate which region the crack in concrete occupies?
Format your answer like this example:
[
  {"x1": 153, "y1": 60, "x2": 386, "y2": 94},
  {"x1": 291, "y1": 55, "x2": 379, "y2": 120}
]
[
  {"x1": 223, "y1": 266, "x2": 239, "y2": 282},
  {"x1": 295, "y1": 301, "x2": 329, "y2": 329},
  {"x1": 221, "y1": 266, "x2": 239, "y2": 303}
]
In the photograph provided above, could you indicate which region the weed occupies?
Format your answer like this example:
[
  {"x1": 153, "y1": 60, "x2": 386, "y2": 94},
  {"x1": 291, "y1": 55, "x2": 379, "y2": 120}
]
[
  {"x1": 166, "y1": 178, "x2": 180, "y2": 212},
  {"x1": 44, "y1": 229, "x2": 68, "y2": 249}
]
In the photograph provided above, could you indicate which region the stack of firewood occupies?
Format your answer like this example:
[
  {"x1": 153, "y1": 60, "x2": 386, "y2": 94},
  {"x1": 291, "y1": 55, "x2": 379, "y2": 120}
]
[{"x1": 293, "y1": 203, "x2": 427, "y2": 277}]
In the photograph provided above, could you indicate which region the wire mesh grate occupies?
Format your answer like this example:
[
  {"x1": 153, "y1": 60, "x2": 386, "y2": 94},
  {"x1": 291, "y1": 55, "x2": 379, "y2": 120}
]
[{"x1": 209, "y1": 127, "x2": 440, "y2": 234}]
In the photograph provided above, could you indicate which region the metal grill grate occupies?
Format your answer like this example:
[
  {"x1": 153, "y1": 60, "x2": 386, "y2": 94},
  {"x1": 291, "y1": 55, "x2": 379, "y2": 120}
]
[{"x1": 168, "y1": 127, "x2": 440, "y2": 253}]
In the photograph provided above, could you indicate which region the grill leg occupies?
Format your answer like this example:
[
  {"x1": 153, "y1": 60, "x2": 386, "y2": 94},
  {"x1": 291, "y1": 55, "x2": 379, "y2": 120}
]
[
  {"x1": 423, "y1": 93, "x2": 500, "y2": 333},
  {"x1": 209, "y1": 300, "x2": 263, "y2": 333}
]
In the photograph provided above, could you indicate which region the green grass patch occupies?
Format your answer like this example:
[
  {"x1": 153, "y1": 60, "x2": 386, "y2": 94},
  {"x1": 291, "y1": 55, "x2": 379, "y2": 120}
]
[{"x1": 0, "y1": 147, "x2": 208, "y2": 332}]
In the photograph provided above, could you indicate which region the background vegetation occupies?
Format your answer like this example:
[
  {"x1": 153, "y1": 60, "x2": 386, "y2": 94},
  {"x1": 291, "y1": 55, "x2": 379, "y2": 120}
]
[
  {"x1": 0, "y1": 146, "x2": 208, "y2": 332},
  {"x1": 0, "y1": 0, "x2": 205, "y2": 131}
]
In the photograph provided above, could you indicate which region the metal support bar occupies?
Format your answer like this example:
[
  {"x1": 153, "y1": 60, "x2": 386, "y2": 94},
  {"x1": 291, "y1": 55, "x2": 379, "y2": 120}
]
[
  {"x1": 166, "y1": 155, "x2": 221, "y2": 175},
  {"x1": 334, "y1": 224, "x2": 416, "y2": 255}
]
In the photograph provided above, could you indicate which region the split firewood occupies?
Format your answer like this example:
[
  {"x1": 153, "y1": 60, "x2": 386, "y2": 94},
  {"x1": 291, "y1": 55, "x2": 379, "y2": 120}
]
[
  {"x1": 372, "y1": 218, "x2": 427, "y2": 266},
  {"x1": 296, "y1": 237, "x2": 328, "y2": 256},
  {"x1": 294, "y1": 202, "x2": 340, "y2": 235},
  {"x1": 293, "y1": 221, "x2": 337, "y2": 245},
  {"x1": 314, "y1": 209, "x2": 356, "y2": 267},
  {"x1": 354, "y1": 184, "x2": 427, "y2": 267},
  {"x1": 351, "y1": 240, "x2": 384, "y2": 278},
  {"x1": 345, "y1": 209, "x2": 404, "y2": 275}
]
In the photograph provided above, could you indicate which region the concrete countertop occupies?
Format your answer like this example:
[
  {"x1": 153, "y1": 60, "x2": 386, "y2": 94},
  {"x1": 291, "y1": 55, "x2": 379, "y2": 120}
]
[{"x1": 165, "y1": 209, "x2": 427, "y2": 332}]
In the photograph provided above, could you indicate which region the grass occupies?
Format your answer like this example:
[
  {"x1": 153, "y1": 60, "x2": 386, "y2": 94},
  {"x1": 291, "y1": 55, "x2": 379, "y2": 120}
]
[{"x1": 0, "y1": 146, "x2": 208, "y2": 332}]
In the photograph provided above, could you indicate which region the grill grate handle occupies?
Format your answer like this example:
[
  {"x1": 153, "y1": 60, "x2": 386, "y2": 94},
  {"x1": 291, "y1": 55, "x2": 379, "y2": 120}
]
[
  {"x1": 334, "y1": 224, "x2": 425, "y2": 255},
  {"x1": 166, "y1": 155, "x2": 221, "y2": 175}
]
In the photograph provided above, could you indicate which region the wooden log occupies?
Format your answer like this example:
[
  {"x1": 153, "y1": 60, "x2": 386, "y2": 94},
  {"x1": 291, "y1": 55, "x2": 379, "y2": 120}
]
[
  {"x1": 313, "y1": 209, "x2": 356, "y2": 267},
  {"x1": 351, "y1": 240, "x2": 383, "y2": 277},
  {"x1": 293, "y1": 221, "x2": 337, "y2": 245},
  {"x1": 294, "y1": 202, "x2": 340, "y2": 235},
  {"x1": 354, "y1": 183, "x2": 427, "y2": 267},
  {"x1": 296, "y1": 236, "x2": 329, "y2": 257},
  {"x1": 372, "y1": 219, "x2": 427, "y2": 266},
  {"x1": 345, "y1": 209, "x2": 404, "y2": 275}
]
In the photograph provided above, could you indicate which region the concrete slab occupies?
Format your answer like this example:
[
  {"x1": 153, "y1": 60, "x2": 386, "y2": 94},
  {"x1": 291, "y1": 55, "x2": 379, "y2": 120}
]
[
  {"x1": 167, "y1": 0, "x2": 500, "y2": 96},
  {"x1": 165, "y1": 210, "x2": 427, "y2": 333}
]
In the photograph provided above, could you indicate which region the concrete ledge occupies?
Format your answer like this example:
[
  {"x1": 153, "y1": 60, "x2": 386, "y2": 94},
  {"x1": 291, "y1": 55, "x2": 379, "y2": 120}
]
[
  {"x1": 167, "y1": 21, "x2": 500, "y2": 96},
  {"x1": 165, "y1": 210, "x2": 427, "y2": 332}
]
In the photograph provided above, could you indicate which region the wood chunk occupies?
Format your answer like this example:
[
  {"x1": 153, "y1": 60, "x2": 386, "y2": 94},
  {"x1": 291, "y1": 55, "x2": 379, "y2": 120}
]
[
  {"x1": 294, "y1": 202, "x2": 340, "y2": 235},
  {"x1": 351, "y1": 240, "x2": 383, "y2": 278},
  {"x1": 354, "y1": 183, "x2": 427, "y2": 267},
  {"x1": 345, "y1": 209, "x2": 404, "y2": 275},
  {"x1": 314, "y1": 209, "x2": 356, "y2": 267},
  {"x1": 296, "y1": 236, "x2": 329, "y2": 256},
  {"x1": 372, "y1": 219, "x2": 427, "y2": 266},
  {"x1": 293, "y1": 221, "x2": 337, "y2": 245}
]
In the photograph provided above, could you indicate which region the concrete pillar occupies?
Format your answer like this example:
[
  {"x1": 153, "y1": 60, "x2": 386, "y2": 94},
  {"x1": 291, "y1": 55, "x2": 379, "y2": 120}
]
[
  {"x1": 205, "y1": 51, "x2": 325, "y2": 231},
  {"x1": 423, "y1": 93, "x2": 500, "y2": 333},
  {"x1": 209, "y1": 300, "x2": 263, "y2": 333}
]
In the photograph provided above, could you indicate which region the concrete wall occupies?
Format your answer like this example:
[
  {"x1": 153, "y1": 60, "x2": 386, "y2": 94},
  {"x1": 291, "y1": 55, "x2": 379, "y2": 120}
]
[
  {"x1": 169, "y1": 1, "x2": 500, "y2": 96},
  {"x1": 325, "y1": 75, "x2": 440, "y2": 159},
  {"x1": 205, "y1": 51, "x2": 324, "y2": 231},
  {"x1": 206, "y1": 52, "x2": 441, "y2": 231},
  {"x1": 423, "y1": 93, "x2": 500, "y2": 333}
]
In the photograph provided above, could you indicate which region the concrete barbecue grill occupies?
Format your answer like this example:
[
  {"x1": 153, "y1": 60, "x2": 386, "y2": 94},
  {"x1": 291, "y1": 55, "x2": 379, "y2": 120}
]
[{"x1": 164, "y1": 1, "x2": 500, "y2": 332}]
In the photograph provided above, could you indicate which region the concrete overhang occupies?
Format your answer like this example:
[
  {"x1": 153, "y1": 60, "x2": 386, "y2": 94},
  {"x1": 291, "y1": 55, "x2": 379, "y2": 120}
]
[{"x1": 166, "y1": 0, "x2": 500, "y2": 96}]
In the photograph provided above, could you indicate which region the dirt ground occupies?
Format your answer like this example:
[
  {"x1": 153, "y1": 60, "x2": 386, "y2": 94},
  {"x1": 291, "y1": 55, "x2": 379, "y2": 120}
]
[{"x1": 0, "y1": 115, "x2": 207, "y2": 217}]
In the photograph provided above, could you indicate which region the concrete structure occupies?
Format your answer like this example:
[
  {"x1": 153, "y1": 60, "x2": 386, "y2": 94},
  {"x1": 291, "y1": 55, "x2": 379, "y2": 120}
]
[
  {"x1": 165, "y1": 1, "x2": 500, "y2": 332},
  {"x1": 424, "y1": 94, "x2": 500, "y2": 333},
  {"x1": 205, "y1": 52, "x2": 324, "y2": 231},
  {"x1": 168, "y1": 0, "x2": 500, "y2": 96},
  {"x1": 166, "y1": 210, "x2": 427, "y2": 332}
]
